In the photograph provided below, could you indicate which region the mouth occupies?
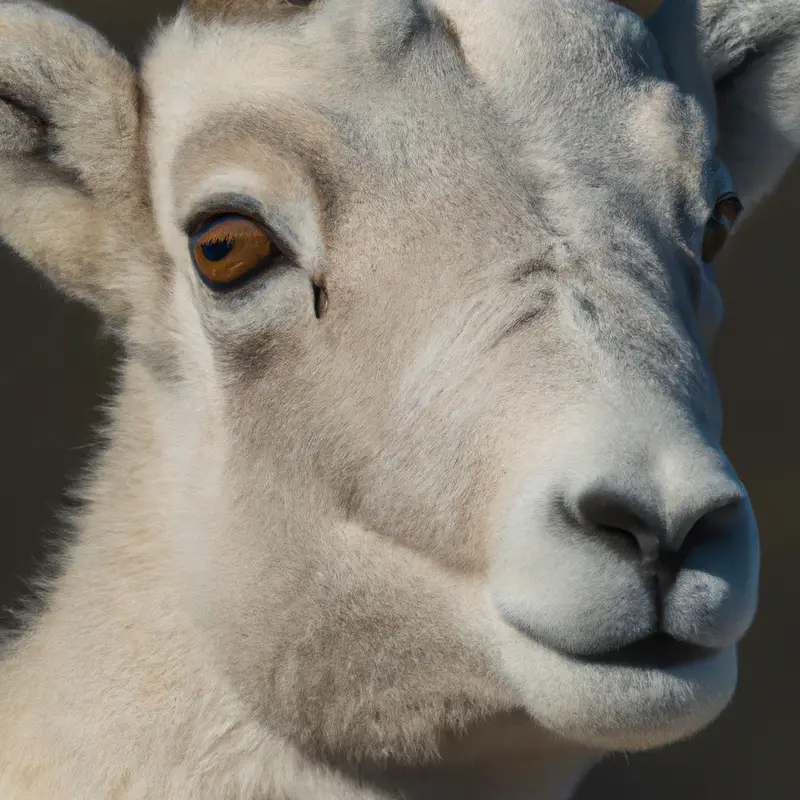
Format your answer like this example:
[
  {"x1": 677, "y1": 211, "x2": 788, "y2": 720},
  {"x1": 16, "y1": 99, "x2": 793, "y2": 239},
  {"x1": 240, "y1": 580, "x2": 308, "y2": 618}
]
[
  {"x1": 499, "y1": 627, "x2": 738, "y2": 751},
  {"x1": 572, "y1": 633, "x2": 718, "y2": 670}
]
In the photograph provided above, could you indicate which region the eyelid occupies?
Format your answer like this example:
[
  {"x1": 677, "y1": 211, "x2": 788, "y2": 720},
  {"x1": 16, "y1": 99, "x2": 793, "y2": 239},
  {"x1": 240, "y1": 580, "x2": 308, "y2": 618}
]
[
  {"x1": 181, "y1": 193, "x2": 269, "y2": 236},
  {"x1": 709, "y1": 158, "x2": 735, "y2": 205}
]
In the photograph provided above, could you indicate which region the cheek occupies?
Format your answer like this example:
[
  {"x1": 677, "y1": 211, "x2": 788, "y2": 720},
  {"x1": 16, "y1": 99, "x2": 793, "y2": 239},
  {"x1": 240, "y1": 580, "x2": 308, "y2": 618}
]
[
  {"x1": 206, "y1": 271, "x2": 317, "y2": 338},
  {"x1": 341, "y1": 381, "x2": 505, "y2": 566}
]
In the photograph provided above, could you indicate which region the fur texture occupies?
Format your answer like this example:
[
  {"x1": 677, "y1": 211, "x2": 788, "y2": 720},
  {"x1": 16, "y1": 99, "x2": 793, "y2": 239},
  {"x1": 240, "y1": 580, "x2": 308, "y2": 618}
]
[{"x1": 0, "y1": 1, "x2": 798, "y2": 797}]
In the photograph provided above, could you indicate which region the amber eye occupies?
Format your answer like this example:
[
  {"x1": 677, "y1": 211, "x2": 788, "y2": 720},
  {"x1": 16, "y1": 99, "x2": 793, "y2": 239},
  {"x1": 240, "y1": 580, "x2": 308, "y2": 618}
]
[
  {"x1": 701, "y1": 193, "x2": 743, "y2": 263},
  {"x1": 190, "y1": 214, "x2": 278, "y2": 288}
]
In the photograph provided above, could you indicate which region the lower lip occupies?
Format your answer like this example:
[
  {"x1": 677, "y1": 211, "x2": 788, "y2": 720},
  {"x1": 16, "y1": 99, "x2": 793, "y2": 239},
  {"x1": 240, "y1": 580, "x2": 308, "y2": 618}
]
[{"x1": 575, "y1": 634, "x2": 718, "y2": 670}]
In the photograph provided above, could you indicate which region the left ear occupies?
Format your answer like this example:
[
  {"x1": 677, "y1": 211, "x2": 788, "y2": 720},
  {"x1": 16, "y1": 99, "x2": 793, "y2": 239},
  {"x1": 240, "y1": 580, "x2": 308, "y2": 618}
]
[
  {"x1": 0, "y1": 1, "x2": 161, "y2": 330},
  {"x1": 697, "y1": 0, "x2": 800, "y2": 210}
]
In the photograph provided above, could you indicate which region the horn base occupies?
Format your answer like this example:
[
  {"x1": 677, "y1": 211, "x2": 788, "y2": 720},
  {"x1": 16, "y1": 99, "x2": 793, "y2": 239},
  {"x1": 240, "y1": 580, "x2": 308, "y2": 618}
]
[{"x1": 615, "y1": 0, "x2": 663, "y2": 19}]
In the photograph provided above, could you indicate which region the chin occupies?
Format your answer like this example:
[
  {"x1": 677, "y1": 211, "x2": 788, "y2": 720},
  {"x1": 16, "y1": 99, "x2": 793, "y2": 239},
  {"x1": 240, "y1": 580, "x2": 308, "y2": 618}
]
[{"x1": 500, "y1": 630, "x2": 738, "y2": 751}]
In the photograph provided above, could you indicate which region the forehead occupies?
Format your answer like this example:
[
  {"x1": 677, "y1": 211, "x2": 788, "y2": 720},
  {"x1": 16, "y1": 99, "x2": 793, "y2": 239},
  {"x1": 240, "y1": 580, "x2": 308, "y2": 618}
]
[{"x1": 145, "y1": 0, "x2": 712, "y2": 239}]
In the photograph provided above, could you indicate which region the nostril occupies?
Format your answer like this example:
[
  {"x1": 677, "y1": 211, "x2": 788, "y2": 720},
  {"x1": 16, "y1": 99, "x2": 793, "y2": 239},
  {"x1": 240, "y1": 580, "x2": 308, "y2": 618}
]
[
  {"x1": 577, "y1": 488, "x2": 662, "y2": 561},
  {"x1": 679, "y1": 492, "x2": 744, "y2": 549},
  {"x1": 575, "y1": 483, "x2": 746, "y2": 557}
]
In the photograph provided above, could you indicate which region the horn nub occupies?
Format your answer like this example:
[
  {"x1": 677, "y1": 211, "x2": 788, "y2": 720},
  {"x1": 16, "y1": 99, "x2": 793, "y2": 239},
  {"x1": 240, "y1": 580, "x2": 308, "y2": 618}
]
[
  {"x1": 614, "y1": 0, "x2": 663, "y2": 19},
  {"x1": 188, "y1": 0, "x2": 312, "y2": 19}
]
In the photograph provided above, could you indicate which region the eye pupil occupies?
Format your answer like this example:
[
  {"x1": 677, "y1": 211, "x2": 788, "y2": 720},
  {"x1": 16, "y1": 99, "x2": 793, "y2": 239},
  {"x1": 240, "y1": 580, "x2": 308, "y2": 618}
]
[{"x1": 201, "y1": 238, "x2": 235, "y2": 262}]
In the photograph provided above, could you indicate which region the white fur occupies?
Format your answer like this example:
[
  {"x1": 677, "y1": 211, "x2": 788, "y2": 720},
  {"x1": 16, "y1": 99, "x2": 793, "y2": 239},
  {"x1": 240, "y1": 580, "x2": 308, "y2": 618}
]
[{"x1": 0, "y1": 1, "x2": 798, "y2": 797}]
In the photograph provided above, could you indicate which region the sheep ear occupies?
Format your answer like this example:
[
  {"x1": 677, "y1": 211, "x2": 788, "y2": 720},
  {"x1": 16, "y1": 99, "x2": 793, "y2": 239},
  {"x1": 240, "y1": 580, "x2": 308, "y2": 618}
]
[
  {"x1": 698, "y1": 0, "x2": 800, "y2": 209},
  {"x1": 0, "y1": 2, "x2": 161, "y2": 328}
]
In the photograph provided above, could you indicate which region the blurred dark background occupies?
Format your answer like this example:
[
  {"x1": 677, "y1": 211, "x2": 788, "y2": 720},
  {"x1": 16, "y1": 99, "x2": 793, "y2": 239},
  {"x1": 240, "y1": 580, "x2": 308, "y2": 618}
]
[{"x1": 0, "y1": 2, "x2": 797, "y2": 798}]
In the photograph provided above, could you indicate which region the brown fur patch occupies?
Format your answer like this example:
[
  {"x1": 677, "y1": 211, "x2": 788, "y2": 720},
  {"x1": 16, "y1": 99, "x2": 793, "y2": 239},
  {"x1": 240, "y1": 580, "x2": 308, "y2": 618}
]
[
  {"x1": 187, "y1": 0, "x2": 311, "y2": 23},
  {"x1": 615, "y1": 0, "x2": 663, "y2": 18},
  {"x1": 439, "y1": 11, "x2": 463, "y2": 57}
]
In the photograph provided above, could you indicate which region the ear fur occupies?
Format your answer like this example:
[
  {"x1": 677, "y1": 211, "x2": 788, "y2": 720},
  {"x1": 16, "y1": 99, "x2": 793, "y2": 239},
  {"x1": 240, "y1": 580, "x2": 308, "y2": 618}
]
[
  {"x1": 698, "y1": 0, "x2": 800, "y2": 209},
  {"x1": 0, "y1": 1, "x2": 161, "y2": 327}
]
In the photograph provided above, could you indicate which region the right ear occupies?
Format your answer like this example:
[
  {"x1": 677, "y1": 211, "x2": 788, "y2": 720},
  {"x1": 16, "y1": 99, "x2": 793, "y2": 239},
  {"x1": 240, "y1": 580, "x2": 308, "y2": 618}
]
[
  {"x1": 0, "y1": 1, "x2": 163, "y2": 328},
  {"x1": 697, "y1": 0, "x2": 800, "y2": 211}
]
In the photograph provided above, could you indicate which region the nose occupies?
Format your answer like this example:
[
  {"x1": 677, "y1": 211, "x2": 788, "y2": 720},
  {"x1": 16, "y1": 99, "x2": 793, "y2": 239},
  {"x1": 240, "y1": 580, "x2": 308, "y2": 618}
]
[
  {"x1": 491, "y1": 430, "x2": 759, "y2": 658},
  {"x1": 575, "y1": 472, "x2": 746, "y2": 559},
  {"x1": 573, "y1": 470, "x2": 746, "y2": 597}
]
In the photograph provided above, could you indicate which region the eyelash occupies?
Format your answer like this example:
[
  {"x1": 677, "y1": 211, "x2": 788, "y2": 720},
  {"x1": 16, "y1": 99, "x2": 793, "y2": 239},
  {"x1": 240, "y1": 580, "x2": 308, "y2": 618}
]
[{"x1": 187, "y1": 207, "x2": 261, "y2": 237}]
